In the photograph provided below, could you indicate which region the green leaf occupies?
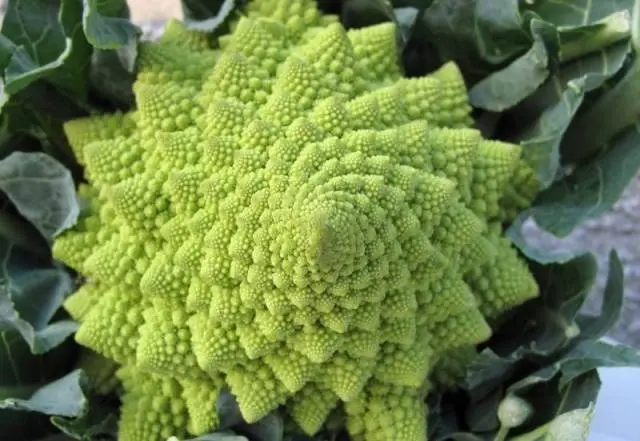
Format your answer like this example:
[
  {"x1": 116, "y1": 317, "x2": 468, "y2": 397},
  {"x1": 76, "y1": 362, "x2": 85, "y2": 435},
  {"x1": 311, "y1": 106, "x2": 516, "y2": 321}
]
[
  {"x1": 463, "y1": 386, "x2": 502, "y2": 432},
  {"x1": 557, "y1": 340, "x2": 640, "y2": 389},
  {"x1": 0, "y1": 370, "x2": 87, "y2": 417},
  {"x1": 434, "y1": 435, "x2": 485, "y2": 441},
  {"x1": 82, "y1": 0, "x2": 139, "y2": 110},
  {"x1": 524, "y1": 122, "x2": 640, "y2": 238},
  {"x1": 507, "y1": 35, "x2": 631, "y2": 190},
  {"x1": 51, "y1": 398, "x2": 119, "y2": 441},
  {"x1": 235, "y1": 413, "x2": 284, "y2": 441},
  {"x1": 522, "y1": 0, "x2": 635, "y2": 26},
  {"x1": 0, "y1": 321, "x2": 78, "y2": 440},
  {"x1": 491, "y1": 253, "x2": 598, "y2": 357},
  {"x1": 427, "y1": 393, "x2": 466, "y2": 440},
  {"x1": 81, "y1": 0, "x2": 140, "y2": 50},
  {"x1": 181, "y1": 0, "x2": 232, "y2": 22},
  {"x1": 180, "y1": 0, "x2": 240, "y2": 33},
  {"x1": 184, "y1": 434, "x2": 248, "y2": 441},
  {"x1": 88, "y1": 48, "x2": 136, "y2": 109},
  {"x1": 0, "y1": 369, "x2": 120, "y2": 440},
  {"x1": 0, "y1": 236, "x2": 77, "y2": 354},
  {"x1": 342, "y1": 0, "x2": 396, "y2": 29},
  {"x1": 462, "y1": 350, "x2": 517, "y2": 397},
  {"x1": 468, "y1": 20, "x2": 552, "y2": 112},
  {"x1": 559, "y1": 51, "x2": 640, "y2": 164},
  {"x1": 0, "y1": 152, "x2": 79, "y2": 241},
  {"x1": 445, "y1": 2, "x2": 635, "y2": 189},
  {"x1": 556, "y1": 10, "x2": 632, "y2": 63},
  {"x1": 545, "y1": 403, "x2": 596, "y2": 441},
  {"x1": 511, "y1": 80, "x2": 585, "y2": 190},
  {"x1": 189, "y1": 395, "x2": 284, "y2": 441},
  {"x1": 33, "y1": 435, "x2": 77, "y2": 441},
  {"x1": 505, "y1": 370, "x2": 600, "y2": 439},
  {"x1": 0, "y1": 0, "x2": 91, "y2": 99},
  {"x1": 0, "y1": 198, "x2": 51, "y2": 259},
  {"x1": 216, "y1": 390, "x2": 244, "y2": 429},
  {"x1": 0, "y1": 331, "x2": 75, "y2": 390},
  {"x1": 576, "y1": 251, "x2": 625, "y2": 340},
  {"x1": 394, "y1": 7, "x2": 420, "y2": 49},
  {"x1": 421, "y1": 0, "x2": 531, "y2": 83}
]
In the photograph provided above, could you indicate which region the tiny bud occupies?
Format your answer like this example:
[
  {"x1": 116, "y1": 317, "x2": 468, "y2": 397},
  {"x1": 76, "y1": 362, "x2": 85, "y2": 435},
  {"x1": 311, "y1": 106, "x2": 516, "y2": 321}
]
[{"x1": 497, "y1": 395, "x2": 533, "y2": 428}]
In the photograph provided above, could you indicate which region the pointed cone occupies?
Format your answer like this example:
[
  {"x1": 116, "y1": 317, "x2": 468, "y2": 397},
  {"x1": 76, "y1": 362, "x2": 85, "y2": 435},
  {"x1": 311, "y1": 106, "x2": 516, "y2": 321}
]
[
  {"x1": 75, "y1": 287, "x2": 144, "y2": 365},
  {"x1": 63, "y1": 112, "x2": 136, "y2": 164},
  {"x1": 225, "y1": 363, "x2": 290, "y2": 423},
  {"x1": 288, "y1": 383, "x2": 339, "y2": 435}
]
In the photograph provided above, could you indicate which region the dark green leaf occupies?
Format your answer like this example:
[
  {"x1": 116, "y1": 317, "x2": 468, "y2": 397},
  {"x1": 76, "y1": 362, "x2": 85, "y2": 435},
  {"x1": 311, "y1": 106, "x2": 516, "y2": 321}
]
[
  {"x1": 394, "y1": 7, "x2": 420, "y2": 49},
  {"x1": 434, "y1": 433, "x2": 485, "y2": 441},
  {"x1": 506, "y1": 220, "x2": 583, "y2": 266},
  {"x1": 0, "y1": 407, "x2": 56, "y2": 440},
  {"x1": 560, "y1": 53, "x2": 640, "y2": 164},
  {"x1": 0, "y1": 152, "x2": 79, "y2": 241},
  {"x1": 0, "y1": 84, "x2": 87, "y2": 183},
  {"x1": 51, "y1": 398, "x2": 119, "y2": 441},
  {"x1": 181, "y1": 0, "x2": 240, "y2": 33},
  {"x1": 505, "y1": 370, "x2": 600, "y2": 438},
  {"x1": 88, "y1": 47, "x2": 136, "y2": 109},
  {"x1": 545, "y1": 404, "x2": 597, "y2": 440},
  {"x1": 1, "y1": 330, "x2": 118, "y2": 439},
  {"x1": 490, "y1": 253, "x2": 598, "y2": 357},
  {"x1": 462, "y1": 349, "x2": 517, "y2": 396},
  {"x1": 0, "y1": 200, "x2": 50, "y2": 259},
  {"x1": 0, "y1": 370, "x2": 87, "y2": 417},
  {"x1": 468, "y1": 23, "x2": 550, "y2": 112},
  {"x1": 236, "y1": 413, "x2": 284, "y2": 441},
  {"x1": 181, "y1": 0, "x2": 231, "y2": 22},
  {"x1": 422, "y1": 0, "x2": 531, "y2": 83},
  {"x1": 34, "y1": 435, "x2": 77, "y2": 441},
  {"x1": 470, "y1": 3, "x2": 636, "y2": 189},
  {"x1": 185, "y1": 433, "x2": 248, "y2": 441},
  {"x1": 525, "y1": 123, "x2": 640, "y2": 238},
  {"x1": 342, "y1": 0, "x2": 396, "y2": 29},
  {"x1": 0, "y1": 235, "x2": 77, "y2": 354},
  {"x1": 0, "y1": 0, "x2": 91, "y2": 99},
  {"x1": 82, "y1": 0, "x2": 140, "y2": 50},
  {"x1": 0, "y1": 331, "x2": 75, "y2": 389},
  {"x1": 463, "y1": 386, "x2": 502, "y2": 432},
  {"x1": 217, "y1": 390, "x2": 244, "y2": 429},
  {"x1": 556, "y1": 10, "x2": 632, "y2": 63},
  {"x1": 523, "y1": 0, "x2": 635, "y2": 26},
  {"x1": 557, "y1": 340, "x2": 640, "y2": 388},
  {"x1": 509, "y1": 39, "x2": 631, "y2": 189},
  {"x1": 427, "y1": 393, "x2": 465, "y2": 440},
  {"x1": 576, "y1": 251, "x2": 625, "y2": 340},
  {"x1": 0, "y1": 324, "x2": 78, "y2": 439}
]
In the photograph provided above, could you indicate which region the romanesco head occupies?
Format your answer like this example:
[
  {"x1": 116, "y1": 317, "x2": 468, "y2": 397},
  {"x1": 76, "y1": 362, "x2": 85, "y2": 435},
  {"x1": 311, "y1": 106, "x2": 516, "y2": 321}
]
[{"x1": 53, "y1": 1, "x2": 540, "y2": 440}]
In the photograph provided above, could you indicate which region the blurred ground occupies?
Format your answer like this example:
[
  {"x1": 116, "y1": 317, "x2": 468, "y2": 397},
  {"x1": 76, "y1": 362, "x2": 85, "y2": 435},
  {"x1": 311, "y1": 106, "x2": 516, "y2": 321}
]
[
  {"x1": 1, "y1": 0, "x2": 639, "y2": 348},
  {"x1": 129, "y1": 0, "x2": 182, "y2": 21}
]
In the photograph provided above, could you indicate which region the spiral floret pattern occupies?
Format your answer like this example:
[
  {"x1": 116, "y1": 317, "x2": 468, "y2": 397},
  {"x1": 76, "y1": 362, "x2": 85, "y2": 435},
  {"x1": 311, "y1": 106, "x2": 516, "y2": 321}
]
[{"x1": 53, "y1": 2, "x2": 540, "y2": 440}]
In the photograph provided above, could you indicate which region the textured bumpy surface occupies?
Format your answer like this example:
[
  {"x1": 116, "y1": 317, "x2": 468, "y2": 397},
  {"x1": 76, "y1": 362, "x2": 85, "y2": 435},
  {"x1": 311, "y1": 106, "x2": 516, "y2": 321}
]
[{"x1": 53, "y1": 1, "x2": 540, "y2": 440}]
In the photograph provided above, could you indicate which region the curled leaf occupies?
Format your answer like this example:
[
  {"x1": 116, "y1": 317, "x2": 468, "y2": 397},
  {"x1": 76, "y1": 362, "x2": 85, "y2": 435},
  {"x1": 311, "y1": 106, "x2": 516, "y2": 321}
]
[
  {"x1": 0, "y1": 236, "x2": 76, "y2": 354},
  {"x1": 0, "y1": 370, "x2": 88, "y2": 418},
  {"x1": 546, "y1": 403, "x2": 595, "y2": 441},
  {"x1": 0, "y1": 152, "x2": 79, "y2": 241}
]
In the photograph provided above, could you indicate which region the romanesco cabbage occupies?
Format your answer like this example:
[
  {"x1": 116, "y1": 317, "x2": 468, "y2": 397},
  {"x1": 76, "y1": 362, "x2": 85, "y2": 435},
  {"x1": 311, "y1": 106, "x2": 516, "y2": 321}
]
[{"x1": 53, "y1": 1, "x2": 540, "y2": 440}]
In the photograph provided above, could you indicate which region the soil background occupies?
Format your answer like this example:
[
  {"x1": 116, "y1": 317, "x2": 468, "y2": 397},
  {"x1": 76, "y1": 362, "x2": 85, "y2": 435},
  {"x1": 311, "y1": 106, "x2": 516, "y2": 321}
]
[{"x1": 3, "y1": 0, "x2": 640, "y2": 348}]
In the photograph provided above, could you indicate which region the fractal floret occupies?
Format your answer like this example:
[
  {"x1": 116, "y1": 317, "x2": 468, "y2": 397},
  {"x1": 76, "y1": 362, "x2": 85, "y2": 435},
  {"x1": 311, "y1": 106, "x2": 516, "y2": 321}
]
[{"x1": 53, "y1": 1, "x2": 540, "y2": 440}]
